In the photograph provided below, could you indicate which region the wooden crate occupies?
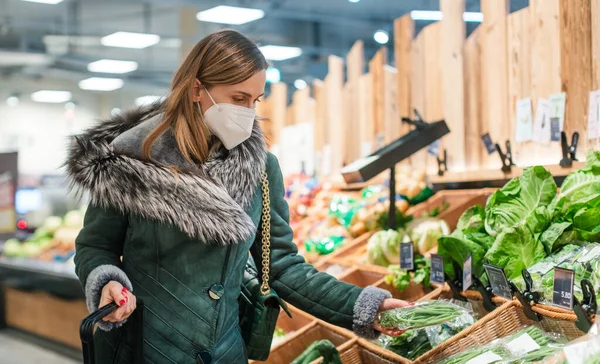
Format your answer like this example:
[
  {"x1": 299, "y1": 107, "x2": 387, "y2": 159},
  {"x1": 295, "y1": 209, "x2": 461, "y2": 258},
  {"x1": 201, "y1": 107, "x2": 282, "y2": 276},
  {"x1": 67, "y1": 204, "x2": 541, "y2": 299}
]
[
  {"x1": 4, "y1": 286, "x2": 88, "y2": 349},
  {"x1": 338, "y1": 267, "x2": 386, "y2": 288},
  {"x1": 313, "y1": 259, "x2": 353, "y2": 278},
  {"x1": 313, "y1": 232, "x2": 373, "y2": 268},
  {"x1": 337, "y1": 338, "x2": 410, "y2": 364},
  {"x1": 275, "y1": 305, "x2": 315, "y2": 337},
  {"x1": 374, "y1": 280, "x2": 433, "y2": 302},
  {"x1": 407, "y1": 190, "x2": 485, "y2": 224}
]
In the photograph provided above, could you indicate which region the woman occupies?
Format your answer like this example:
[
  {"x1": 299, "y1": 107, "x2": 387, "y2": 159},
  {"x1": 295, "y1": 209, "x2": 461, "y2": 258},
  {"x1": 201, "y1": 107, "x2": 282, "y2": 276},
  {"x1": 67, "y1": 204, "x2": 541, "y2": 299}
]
[{"x1": 67, "y1": 29, "x2": 408, "y2": 364}]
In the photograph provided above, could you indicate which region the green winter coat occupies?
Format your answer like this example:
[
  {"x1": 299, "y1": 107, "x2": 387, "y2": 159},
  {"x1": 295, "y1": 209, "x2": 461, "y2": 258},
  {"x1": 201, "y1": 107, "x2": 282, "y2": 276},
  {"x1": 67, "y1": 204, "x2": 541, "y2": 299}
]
[{"x1": 67, "y1": 104, "x2": 390, "y2": 364}]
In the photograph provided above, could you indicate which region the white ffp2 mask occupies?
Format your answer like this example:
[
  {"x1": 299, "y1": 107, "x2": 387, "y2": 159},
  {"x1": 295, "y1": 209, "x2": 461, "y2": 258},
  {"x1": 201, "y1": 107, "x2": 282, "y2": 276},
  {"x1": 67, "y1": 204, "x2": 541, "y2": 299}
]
[{"x1": 201, "y1": 89, "x2": 255, "y2": 150}]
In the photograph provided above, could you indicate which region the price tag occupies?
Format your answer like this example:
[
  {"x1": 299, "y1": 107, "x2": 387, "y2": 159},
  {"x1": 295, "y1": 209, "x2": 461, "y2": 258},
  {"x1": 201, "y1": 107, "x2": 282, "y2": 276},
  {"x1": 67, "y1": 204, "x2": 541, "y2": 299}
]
[
  {"x1": 466, "y1": 351, "x2": 503, "y2": 364},
  {"x1": 430, "y1": 254, "x2": 445, "y2": 285},
  {"x1": 588, "y1": 90, "x2": 600, "y2": 139},
  {"x1": 400, "y1": 242, "x2": 414, "y2": 270},
  {"x1": 532, "y1": 98, "x2": 551, "y2": 143},
  {"x1": 515, "y1": 98, "x2": 533, "y2": 142},
  {"x1": 481, "y1": 133, "x2": 496, "y2": 155},
  {"x1": 427, "y1": 139, "x2": 441, "y2": 156},
  {"x1": 549, "y1": 92, "x2": 566, "y2": 131},
  {"x1": 506, "y1": 333, "x2": 541, "y2": 356},
  {"x1": 484, "y1": 264, "x2": 513, "y2": 300},
  {"x1": 553, "y1": 267, "x2": 575, "y2": 310},
  {"x1": 462, "y1": 254, "x2": 472, "y2": 292},
  {"x1": 551, "y1": 117, "x2": 561, "y2": 142}
]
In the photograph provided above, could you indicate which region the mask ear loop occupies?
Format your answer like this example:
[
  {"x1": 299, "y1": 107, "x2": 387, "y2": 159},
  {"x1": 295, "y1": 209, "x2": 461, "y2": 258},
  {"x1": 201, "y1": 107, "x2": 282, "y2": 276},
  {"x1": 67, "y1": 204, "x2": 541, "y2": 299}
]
[{"x1": 203, "y1": 86, "x2": 221, "y2": 111}]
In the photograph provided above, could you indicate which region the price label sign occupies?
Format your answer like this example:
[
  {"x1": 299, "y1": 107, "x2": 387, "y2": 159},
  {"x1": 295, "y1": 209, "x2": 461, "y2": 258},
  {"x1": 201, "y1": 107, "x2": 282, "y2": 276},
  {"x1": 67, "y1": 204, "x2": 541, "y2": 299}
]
[
  {"x1": 484, "y1": 264, "x2": 513, "y2": 300},
  {"x1": 553, "y1": 267, "x2": 575, "y2": 310},
  {"x1": 481, "y1": 133, "x2": 496, "y2": 155},
  {"x1": 550, "y1": 117, "x2": 561, "y2": 142},
  {"x1": 400, "y1": 242, "x2": 414, "y2": 271},
  {"x1": 427, "y1": 139, "x2": 441, "y2": 156},
  {"x1": 430, "y1": 254, "x2": 445, "y2": 285},
  {"x1": 463, "y1": 254, "x2": 473, "y2": 292}
]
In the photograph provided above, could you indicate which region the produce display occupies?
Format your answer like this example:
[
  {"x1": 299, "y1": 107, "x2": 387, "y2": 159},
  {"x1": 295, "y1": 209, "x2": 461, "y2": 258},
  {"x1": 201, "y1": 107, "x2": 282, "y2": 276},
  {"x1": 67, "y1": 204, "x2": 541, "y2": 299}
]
[
  {"x1": 377, "y1": 300, "x2": 474, "y2": 331},
  {"x1": 384, "y1": 256, "x2": 431, "y2": 293},
  {"x1": 379, "y1": 330, "x2": 432, "y2": 360},
  {"x1": 438, "y1": 344, "x2": 513, "y2": 364},
  {"x1": 290, "y1": 339, "x2": 341, "y2": 364}
]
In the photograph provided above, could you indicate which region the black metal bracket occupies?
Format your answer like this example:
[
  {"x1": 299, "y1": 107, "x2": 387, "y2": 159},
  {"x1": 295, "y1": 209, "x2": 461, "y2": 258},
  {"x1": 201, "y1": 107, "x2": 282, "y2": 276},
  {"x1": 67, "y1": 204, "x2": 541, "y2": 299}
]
[
  {"x1": 521, "y1": 269, "x2": 541, "y2": 304},
  {"x1": 573, "y1": 279, "x2": 597, "y2": 333},
  {"x1": 509, "y1": 271, "x2": 541, "y2": 322},
  {"x1": 437, "y1": 149, "x2": 448, "y2": 176},
  {"x1": 560, "y1": 131, "x2": 579, "y2": 167},
  {"x1": 446, "y1": 262, "x2": 468, "y2": 302},
  {"x1": 389, "y1": 166, "x2": 396, "y2": 230},
  {"x1": 472, "y1": 274, "x2": 496, "y2": 312},
  {"x1": 496, "y1": 140, "x2": 515, "y2": 174},
  {"x1": 401, "y1": 109, "x2": 428, "y2": 130}
]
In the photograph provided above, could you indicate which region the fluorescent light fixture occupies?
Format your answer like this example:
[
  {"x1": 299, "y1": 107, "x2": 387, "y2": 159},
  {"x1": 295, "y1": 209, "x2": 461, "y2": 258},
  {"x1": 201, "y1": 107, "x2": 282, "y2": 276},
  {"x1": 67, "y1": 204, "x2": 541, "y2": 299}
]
[
  {"x1": 31, "y1": 90, "x2": 72, "y2": 103},
  {"x1": 463, "y1": 12, "x2": 484, "y2": 22},
  {"x1": 21, "y1": 0, "x2": 63, "y2": 4},
  {"x1": 197, "y1": 5, "x2": 264, "y2": 25},
  {"x1": 6, "y1": 96, "x2": 19, "y2": 107},
  {"x1": 79, "y1": 77, "x2": 124, "y2": 91},
  {"x1": 135, "y1": 95, "x2": 165, "y2": 106},
  {"x1": 348, "y1": 0, "x2": 360, "y2": 2},
  {"x1": 101, "y1": 32, "x2": 160, "y2": 49},
  {"x1": 259, "y1": 45, "x2": 302, "y2": 61},
  {"x1": 88, "y1": 59, "x2": 138, "y2": 74},
  {"x1": 374, "y1": 30, "x2": 389, "y2": 45},
  {"x1": 266, "y1": 67, "x2": 281, "y2": 83},
  {"x1": 294, "y1": 79, "x2": 307, "y2": 90},
  {"x1": 410, "y1": 10, "x2": 443, "y2": 21}
]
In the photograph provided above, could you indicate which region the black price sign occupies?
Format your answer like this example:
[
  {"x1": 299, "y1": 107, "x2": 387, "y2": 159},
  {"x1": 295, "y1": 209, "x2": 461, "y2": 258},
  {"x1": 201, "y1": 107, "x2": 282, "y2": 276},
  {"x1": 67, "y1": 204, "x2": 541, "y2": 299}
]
[
  {"x1": 400, "y1": 242, "x2": 414, "y2": 270},
  {"x1": 484, "y1": 264, "x2": 513, "y2": 300},
  {"x1": 481, "y1": 133, "x2": 496, "y2": 155},
  {"x1": 550, "y1": 117, "x2": 561, "y2": 142},
  {"x1": 553, "y1": 267, "x2": 575, "y2": 309},
  {"x1": 430, "y1": 254, "x2": 445, "y2": 285},
  {"x1": 462, "y1": 254, "x2": 472, "y2": 292}
]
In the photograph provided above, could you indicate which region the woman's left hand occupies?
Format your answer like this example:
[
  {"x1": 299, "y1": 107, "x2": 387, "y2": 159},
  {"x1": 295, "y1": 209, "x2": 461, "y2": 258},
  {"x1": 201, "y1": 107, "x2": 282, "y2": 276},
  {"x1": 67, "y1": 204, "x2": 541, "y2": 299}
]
[{"x1": 373, "y1": 298, "x2": 413, "y2": 337}]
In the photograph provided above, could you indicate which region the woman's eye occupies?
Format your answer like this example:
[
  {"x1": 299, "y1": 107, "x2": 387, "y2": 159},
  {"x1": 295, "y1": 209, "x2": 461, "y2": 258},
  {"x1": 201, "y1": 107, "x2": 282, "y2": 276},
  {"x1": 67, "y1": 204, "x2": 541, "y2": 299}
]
[{"x1": 233, "y1": 97, "x2": 244, "y2": 103}]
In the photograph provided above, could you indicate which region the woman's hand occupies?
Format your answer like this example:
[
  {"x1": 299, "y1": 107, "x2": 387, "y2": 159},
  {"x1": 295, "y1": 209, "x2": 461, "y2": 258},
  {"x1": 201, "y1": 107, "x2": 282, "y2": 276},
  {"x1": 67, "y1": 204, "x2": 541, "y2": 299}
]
[
  {"x1": 99, "y1": 280, "x2": 137, "y2": 323},
  {"x1": 373, "y1": 298, "x2": 412, "y2": 337}
]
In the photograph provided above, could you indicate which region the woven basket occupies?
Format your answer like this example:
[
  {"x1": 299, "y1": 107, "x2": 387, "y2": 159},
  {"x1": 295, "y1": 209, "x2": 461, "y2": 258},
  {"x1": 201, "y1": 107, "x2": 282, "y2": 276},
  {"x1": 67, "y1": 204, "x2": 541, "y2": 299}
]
[
  {"x1": 530, "y1": 303, "x2": 587, "y2": 340},
  {"x1": 308, "y1": 338, "x2": 411, "y2": 364},
  {"x1": 413, "y1": 301, "x2": 536, "y2": 364}
]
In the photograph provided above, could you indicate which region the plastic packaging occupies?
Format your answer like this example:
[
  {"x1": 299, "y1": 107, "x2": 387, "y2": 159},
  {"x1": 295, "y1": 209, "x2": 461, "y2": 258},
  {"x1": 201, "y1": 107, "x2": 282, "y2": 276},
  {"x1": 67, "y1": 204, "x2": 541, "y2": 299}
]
[
  {"x1": 500, "y1": 326, "x2": 566, "y2": 363},
  {"x1": 425, "y1": 300, "x2": 476, "y2": 346},
  {"x1": 377, "y1": 300, "x2": 474, "y2": 331},
  {"x1": 378, "y1": 330, "x2": 432, "y2": 360},
  {"x1": 438, "y1": 342, "x2": 512, "y2": 364}
]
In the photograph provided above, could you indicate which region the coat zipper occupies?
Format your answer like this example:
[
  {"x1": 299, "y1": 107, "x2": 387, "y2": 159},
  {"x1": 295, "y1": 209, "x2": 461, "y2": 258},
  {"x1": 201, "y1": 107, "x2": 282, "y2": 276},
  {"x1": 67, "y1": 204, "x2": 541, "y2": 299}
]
[{"x1": 213, "y1": 244, "x2": 232, "y2": 345}]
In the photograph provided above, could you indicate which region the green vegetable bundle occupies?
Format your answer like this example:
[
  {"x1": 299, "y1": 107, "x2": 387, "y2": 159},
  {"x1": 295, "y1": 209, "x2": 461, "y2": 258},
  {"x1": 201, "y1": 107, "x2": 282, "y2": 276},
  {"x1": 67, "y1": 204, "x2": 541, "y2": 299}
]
[
  {"x1": 290, "y1": 340, "x2": 341, "y2": 364},
  {"x1": 438, "y1": 344, "x2": 512, "y2": 364},
  {"x1": 502, "y1": 326, "x2": 565, "y2": 363},
  {"x1": 380, "y1": 330, "x2": 432, "y2": 360},
  {"x1": 384, "y1": 256, "x2": 431, "y2": 293},
  {"x1": 377, "y1": 300, "x2": 469, "y2": 331}
]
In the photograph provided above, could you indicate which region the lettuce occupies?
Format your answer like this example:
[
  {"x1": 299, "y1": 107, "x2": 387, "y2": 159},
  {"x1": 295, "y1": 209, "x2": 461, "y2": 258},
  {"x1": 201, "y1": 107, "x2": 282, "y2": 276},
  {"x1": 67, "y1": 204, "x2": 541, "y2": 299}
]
[
  {"x1": 438, "y1": 234, "x2": 487, "y2": 279},
  {"x1": 485, "y1": 166, "x2": 557, "y2": 237}
]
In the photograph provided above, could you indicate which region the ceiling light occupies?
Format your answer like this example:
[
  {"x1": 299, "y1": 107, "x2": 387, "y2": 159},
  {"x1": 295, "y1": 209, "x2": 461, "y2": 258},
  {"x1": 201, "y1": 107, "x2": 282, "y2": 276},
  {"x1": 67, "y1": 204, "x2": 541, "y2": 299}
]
[
  {"x1": 197, "y1": 5, "x2": 265, "y2": 25},
  {"x1": 111, "y1": 108, "x2": 121, "y2": 116},
  {"x1": 101, "y1": 32, "x2": 160, "y2": 49},
  {"x1": 374, "y1": 30, "x2": 389, "y2": 45},
  {"x1": 348, "y1": 0, "x2": 360, "y2": 2},
  {"x1": 31, "y1": 90, "x2": 72, "y2": 103},
  {"x1": 463, "y1": 12, "x2": 484, "y2": 22},
  {"x1": 266, "y1": 67, "x2": 281, "y2": 83},
  {"x1": 21, "y1": 0, "x2": 63, "y2": 4},
  {"x1": 410, "y1": 10, "x2": 443, "y2": 21},
  {"x1": 88, "y1": 59, "x2": 138, "y2": 74},
  {"x1": 259, "y1": 45, "x2": 302, "y2": 61},
  {"x1": 65, "y1": 102, "x2": 76, "y2": 110},
  {"x1": 79, "y1": 77, "x2": 124, "y2": 91},
  {"x1": 6, "y1": 96, "x2": 19, "y2": 107},
  {"x1": 294, "y1": 79, "x2": 307, "y2": 90},
  {"x1": 135, "y1": 95, "x2": 165, "y2": 106}
]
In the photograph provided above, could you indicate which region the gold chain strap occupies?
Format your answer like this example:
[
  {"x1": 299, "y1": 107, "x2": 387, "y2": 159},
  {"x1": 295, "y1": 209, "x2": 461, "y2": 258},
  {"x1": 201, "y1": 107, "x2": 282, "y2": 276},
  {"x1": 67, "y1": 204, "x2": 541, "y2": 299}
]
[{"x1": 259, "y1": 171, "x2": 271, "y2": 296}]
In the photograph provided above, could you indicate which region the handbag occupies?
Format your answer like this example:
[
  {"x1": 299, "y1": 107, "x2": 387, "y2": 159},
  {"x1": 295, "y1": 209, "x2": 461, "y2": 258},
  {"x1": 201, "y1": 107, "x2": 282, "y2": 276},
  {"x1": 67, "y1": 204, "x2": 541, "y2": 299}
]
[{"x1": 239, "y1": 170, "x2": 292, "y2": 361}]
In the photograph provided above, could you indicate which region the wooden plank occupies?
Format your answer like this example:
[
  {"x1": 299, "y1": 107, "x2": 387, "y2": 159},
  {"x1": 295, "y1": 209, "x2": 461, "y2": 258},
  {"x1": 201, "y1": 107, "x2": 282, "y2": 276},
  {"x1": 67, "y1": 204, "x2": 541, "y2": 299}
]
[
  {"x1": 293, "y1": 87, "x2": 311, "y2": 125},
  {"x1": 441, "y1": 0, "x2": 466, "y2": 171},
  {"x1": 346, "y1": 41, "x2": 364, "y2": 163},
  {"x1": 507, "y1": 8, "x2": 531, "y2": 165},
  {"x1": 481, "y1": 0, "x2": 510, "y2": 169},
  {"x1": 560, "y1": 0, "x2": 593, "y2": 154},
  {"x1": 270, "y1": 82, "x2": 287, "y2": 149},
  {"x1": 410, "y1": 30, "x2": 427, "y2": 171},
  {"x1": 326, "y1": 55, "x2": 345, "y2": 174},
  {"x1": 313, "y1": 79, "x2": 326, "y2": 153},
  {"x1": 394, "y1": 14, "x2": 414, "y2": 136},
  {"x1": 463, "y1": 28, "x2": 483, "y2": 170},
  {"x1": 593, "y1": 0, "x2": 600, "y2": 90},
  {"x1": 358, "y1": 73, "x2": 374, "y2": 157},
  {"x1": 383, "y1": 65, "x2": 400, "y2": 145},
  {"x1": 422, "y1": 22, "x2": 443, "y2": 175},
  {"x1": 369, "y1": 47, "x2": 388, "y2": 150},
  {"x1": 256, "y1": 96, "x2": 272, "y2": 145}
]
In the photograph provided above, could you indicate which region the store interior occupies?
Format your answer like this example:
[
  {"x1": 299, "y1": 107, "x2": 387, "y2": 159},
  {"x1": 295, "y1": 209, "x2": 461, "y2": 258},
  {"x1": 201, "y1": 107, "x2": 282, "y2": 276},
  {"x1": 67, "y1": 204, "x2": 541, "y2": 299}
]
[{"x1": 1, "y1": 0, "x2": 600, "y2": 363}]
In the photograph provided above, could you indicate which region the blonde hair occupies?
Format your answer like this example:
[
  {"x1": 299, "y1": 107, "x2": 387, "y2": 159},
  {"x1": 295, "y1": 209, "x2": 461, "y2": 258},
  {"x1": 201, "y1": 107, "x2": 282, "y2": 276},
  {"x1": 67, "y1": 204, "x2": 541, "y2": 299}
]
[{"x1": 143, "y1": 30, "x2": 268, "y2": 163}]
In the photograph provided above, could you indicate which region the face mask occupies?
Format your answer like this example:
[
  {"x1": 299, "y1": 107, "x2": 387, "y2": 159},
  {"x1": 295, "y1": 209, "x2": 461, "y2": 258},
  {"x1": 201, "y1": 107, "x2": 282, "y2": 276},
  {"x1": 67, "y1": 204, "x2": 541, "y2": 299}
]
[{"x1": 201, "y1": 89, "x2": 255, "y2": 150}]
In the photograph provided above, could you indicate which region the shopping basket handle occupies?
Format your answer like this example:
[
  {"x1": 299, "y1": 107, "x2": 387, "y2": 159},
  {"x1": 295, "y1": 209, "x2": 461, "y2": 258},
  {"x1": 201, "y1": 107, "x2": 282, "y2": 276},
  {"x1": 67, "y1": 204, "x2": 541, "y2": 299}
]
[{"x1": 80, "y1": 300, "x2": 144, "y2": 364}]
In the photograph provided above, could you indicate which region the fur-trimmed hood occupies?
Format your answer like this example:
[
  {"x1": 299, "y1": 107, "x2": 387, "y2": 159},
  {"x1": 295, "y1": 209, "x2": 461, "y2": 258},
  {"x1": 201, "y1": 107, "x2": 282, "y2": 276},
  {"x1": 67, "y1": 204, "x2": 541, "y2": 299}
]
[{"x1": 65, "y1": 103, "x2": 268, "y2": 245}]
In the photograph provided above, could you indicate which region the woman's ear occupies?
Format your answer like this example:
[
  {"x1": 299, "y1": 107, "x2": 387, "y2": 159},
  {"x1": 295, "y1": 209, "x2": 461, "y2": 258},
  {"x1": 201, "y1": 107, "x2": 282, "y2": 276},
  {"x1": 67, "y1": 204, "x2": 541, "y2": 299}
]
[{"x1": 192, "y1": 79, "x2": 203, "y2": 103}]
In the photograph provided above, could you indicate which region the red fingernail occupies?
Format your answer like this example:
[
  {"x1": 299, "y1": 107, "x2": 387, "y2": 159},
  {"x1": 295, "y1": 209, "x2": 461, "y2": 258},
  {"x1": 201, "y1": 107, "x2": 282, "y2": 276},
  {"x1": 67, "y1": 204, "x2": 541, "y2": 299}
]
[
  {"x1": 122, "y1": 287, "x2": 128, "y2": 293},
  {"x1": 409, "y1": 303, "x2": 415, "y2": 306},
  {"x1": 119, "y1": 299, "x2": 126, "y2": 306}
]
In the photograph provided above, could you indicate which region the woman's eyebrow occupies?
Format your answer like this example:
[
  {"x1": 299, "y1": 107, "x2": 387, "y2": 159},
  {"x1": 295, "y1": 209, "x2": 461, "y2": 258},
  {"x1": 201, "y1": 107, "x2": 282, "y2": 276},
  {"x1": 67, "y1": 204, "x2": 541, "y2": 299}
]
[{"x1": 233, "y1": 90, "x2": 265, "y2": 98}]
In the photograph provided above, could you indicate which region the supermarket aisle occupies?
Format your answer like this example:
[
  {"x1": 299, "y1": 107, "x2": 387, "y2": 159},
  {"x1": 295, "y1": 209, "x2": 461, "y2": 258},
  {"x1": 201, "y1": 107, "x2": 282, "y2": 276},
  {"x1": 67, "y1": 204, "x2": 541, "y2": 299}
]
[{"x1": 0, "y1": 331, "x2": 81, "y2": 364}]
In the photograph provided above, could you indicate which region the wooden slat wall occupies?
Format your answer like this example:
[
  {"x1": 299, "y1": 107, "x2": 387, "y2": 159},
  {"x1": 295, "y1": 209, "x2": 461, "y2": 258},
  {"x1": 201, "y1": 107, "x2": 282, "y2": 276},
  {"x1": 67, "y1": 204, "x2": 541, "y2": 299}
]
[
  {"x1": 358, "y1": 73, "x2": 374, "y2": 157},
  {"x1": 394, "y1": 14, "x2": 414, "y2": 137},
  {"x1": 594, "y1": 0, "x2": 600, "y2": 90},
  {"x1": 256, "y1": 96, "x2": 272, "y2": 145},
  {"x1": 293, "y1": 88, "x2": 311, "y2": 125},
  {"x1": 440, "y1": 0, "x2": 466, "y2": 171},
  {"x1": 346, "y1": 41, "x2": 364, "y2": 163},
  {"x1": 312, "y1": 79, "x2": 326, "y2": 176},
  {"x1": 463, "y1": 28, "x2": 483, "y2": 170},
  {"x1": 383, "y1": 65, "x2": 400, "y2": 145},
  {"x1": 270, "y1": 82, "x2": 287, "y2": 149},
  {"x1": 410, "y1": 30, "x2": 428, "y2": 171},
  {"x1": 423, "y1": 22, "x2": 444, "y2": 175},
  {"x1": 369, "y1": 48, "x2": 388, "y2": 150},
  {"x1": 507, "y1": 8, "x2": 531, "y2": 165},
  {"x1": 326, "y1": 55, "x2": 345, "y2": 174},
  {"x1": 560, "y1": 0, "x2": 593, "y2": 155},
  {"x1": 481, "y1": 0, "x2": 510, "y2": 169}
]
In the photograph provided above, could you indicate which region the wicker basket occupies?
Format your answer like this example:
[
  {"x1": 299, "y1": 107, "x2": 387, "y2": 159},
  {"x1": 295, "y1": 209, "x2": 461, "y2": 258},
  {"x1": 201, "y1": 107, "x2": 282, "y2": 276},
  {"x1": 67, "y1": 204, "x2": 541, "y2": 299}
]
[
  {"x1": 308, "y1": 338, "x2": 411, "y2": 364},
  {"x1": 530, "y1": 303, "x2": 587, "y2": 340},
  {"x1": 413, "y1": 301, "x2": 537, "y2": 364}
]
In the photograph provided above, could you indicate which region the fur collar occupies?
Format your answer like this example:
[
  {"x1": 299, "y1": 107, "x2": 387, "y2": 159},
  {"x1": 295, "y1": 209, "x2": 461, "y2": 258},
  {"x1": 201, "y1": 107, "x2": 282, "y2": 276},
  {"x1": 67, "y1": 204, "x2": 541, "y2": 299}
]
[{"x1": 65, "y1": 103, "x2": 267, "y2": 245}]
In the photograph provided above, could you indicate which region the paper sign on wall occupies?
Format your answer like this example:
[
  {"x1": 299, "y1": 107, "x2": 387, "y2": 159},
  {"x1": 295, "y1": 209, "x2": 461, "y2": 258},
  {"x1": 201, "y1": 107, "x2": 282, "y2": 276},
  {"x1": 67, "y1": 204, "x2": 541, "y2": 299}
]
[
  {"x1": 515, "y1": 98, "x2": 533, "y2": 142},
  {"x1": 280, "y1": 124, "x2": 315, "y2": 176},
  {"x1": 588, "y1": 90, "x2": 600, "y2": 140},
  {"x1": 549, "y1": 93, "x2": 567, "y2": 132},
  {"x1": 532, "y1": 98, "x2": 551, "y2": 144}
]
